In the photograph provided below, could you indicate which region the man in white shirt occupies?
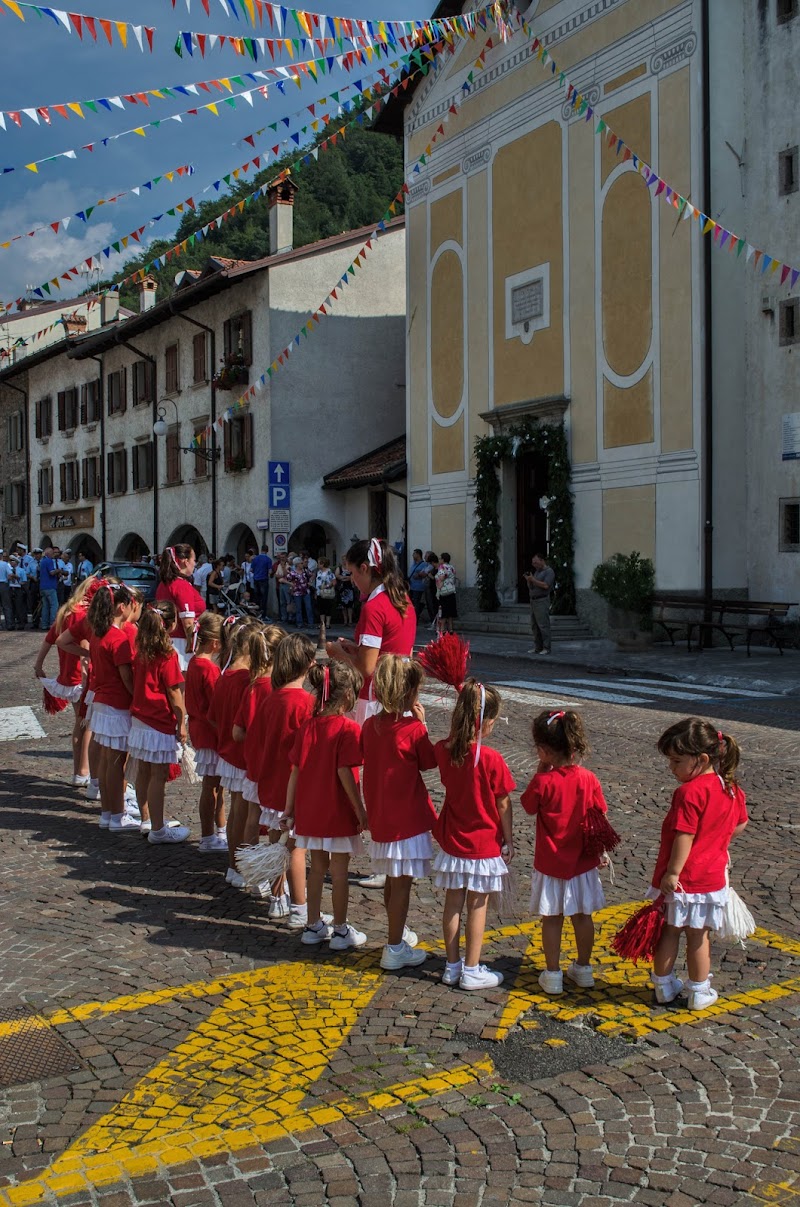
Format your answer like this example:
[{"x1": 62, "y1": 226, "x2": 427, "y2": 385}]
[
  {"x1": 8, "y1": 556, "x2": 27, "y2": 630},
  {"x1": 193, "y1": 555, "x2": 213, "y2": 604},
  {"x1": 0, "y1": 553, "x2": 14, "y2": 630}
]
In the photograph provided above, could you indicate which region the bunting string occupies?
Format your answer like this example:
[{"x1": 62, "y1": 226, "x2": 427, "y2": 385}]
[
  {"x1": 0, "y1": 38, "x2": 423, "y2": 176},
  {"x1": 0, "y1": 298, "x2": 103, "y2": 357},
  {"x1": 1, "y1": 44, "x2": 442, "y2": 311},
  {"x1": 0, "y1": 0, "x2": 154, "y2": 50},
  {"x1": 517, "y1": 22, "x2": 799, "y2": 290},
  {"x1": 0, "y1": 164, "x2": 195, "y2": 250}
]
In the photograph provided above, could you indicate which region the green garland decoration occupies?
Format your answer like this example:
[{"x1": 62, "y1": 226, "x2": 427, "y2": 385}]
[{"x1": 473, "y1": 421, "x2": 575, "y2": 614}]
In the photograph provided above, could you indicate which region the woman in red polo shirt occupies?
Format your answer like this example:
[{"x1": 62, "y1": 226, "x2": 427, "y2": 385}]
[
  {"x1": 326, "y1": 538, "x2": 417, "y2": 726},
  {"x1": 156, "y1": 544, "x2": 206, "y2": 671}
]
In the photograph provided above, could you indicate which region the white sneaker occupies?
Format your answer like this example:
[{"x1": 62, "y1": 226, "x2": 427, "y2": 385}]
[
  {"x1": 380, "y1": 941, "x2": 427, "y2": 970},
  {"x1": 402, "y1": 926, "x2": 418, "y2": 948},
  {"x1": 198, "y1": 833, "x2": 228, "y2": 853},
  {"x1": 329, "y1": 924, "x2": 367, "y2": 951},
  {"x1": 85, "y1": 780, "x2": 101, "y2": 801},
  {"x1": 98, "y1": 811, "x2": 111, "y2": 829},
  {"x1": 286, "y1": 909, "x2": 307, "y2": 931},
  {"x1": 538, "y1": 969, "x2": 564, "y2": 995},
  {"x1": 267, "y1": 893, "x2": 290, "y2": 919},
  {"x1": 139, "y1": 820, "x2": 152, "y2": 834},
  {"x1": 526, "y1": 648, "x2": 541, "y2": 655},
  {"x1": 687, "y1": 978, "x2": 718, "y2": 1012},
  {"x1": 225, "y1": 867, "x2": 245, "y2": 888},
  {"x1": 651, "y1": 972, "x2": 684, "y2": 1004},
  {"x1": 358, "y1": 873, "x2": 386, "y2": 889},
  {"x1": 250, "y1": 880, "x2": 272, "y2": 899},
  {"x1": 148, "y1": 825, "x2": 190, "y2": 844},
  {"x1": 124, "y1": 801, "x2": 141, "y2": 821},
  {"x1": 72, "y1": 774, "x2": 90, "y2": 787},
  {"x1": 441, "y1": 960, "x2": 463, "y2": 986},
  {"x1": 109, "y1": 813, "x2": 140, "y2": 834},
  {"x1": 459, "y1": 965, "x2": 504, "y2": 992},
  {"x1": 565, "y1": 962, "x2": 595, "y2": 989},
  {"x1": 301, "y1": 920, "x2": 334, "y2": 945},
  {"x1": 539, "y1": 650, "x2": 551, "y2": 656}
]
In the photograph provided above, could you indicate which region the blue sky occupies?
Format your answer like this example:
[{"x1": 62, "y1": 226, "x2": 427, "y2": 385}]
[{"x1": 0, "y1": 0, "x2": 434, "y2": 307}]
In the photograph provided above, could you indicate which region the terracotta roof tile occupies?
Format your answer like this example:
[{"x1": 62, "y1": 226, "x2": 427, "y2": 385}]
[{"x1": 323, "y1": 435, "x2": 406, "y2": 490}]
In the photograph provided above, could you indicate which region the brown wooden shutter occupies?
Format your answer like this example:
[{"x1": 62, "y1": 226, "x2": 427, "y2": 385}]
[
  {"x1": 244, "y1": 412, "x2": 254, "y2": 468},
  {"x1": 223, "y1": 318, "x2": 233, "y2": 361},
  {"x1": 107, "y1": 451, "x2": 113, "y2": 493},
  {"x1": 241, "y1": 311, "x2": 253, "y2": 365},
  {"x1": 107, "y1": 374, "x2": 114, "y2": 415},
  {"x1": 223, "y1": 419, "x2": 231, "y2": 469},
  {"x1": 34, "y1": 401, "x2": 41, "y2": 440},
  {"x1": 79, "y1": 385, "x2": 87, "y2": 426},
  {"x1": 59, "y1": 462, "x2": 66, "y2": 501},
  {"x1": 132, "y1": 447, "x2": 139, "y2": 490},
  {"x1": 57, "y1": 391, "x2": 66, "y2": 431},
  {"x1": 120, "y1": 367, "x2": 127, "y2": 414},
  {"x1": 193, "y1": 332, "x2": 206, "y2": 382}
]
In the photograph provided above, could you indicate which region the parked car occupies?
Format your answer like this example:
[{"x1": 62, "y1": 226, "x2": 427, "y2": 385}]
[{"x1": 94, "y1": 561, "x2": 158, "y2": 602}]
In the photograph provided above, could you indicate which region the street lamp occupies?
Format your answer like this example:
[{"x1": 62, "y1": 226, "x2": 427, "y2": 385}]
[{"x1": 153, "y1": 397, "x2": 219, "y2": 463}]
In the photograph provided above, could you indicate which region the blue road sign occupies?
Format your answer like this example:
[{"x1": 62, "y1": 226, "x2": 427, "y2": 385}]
[
  {"x1": 268, "y1": 461, "x2": 291, "y2": 486},
  {"x1": 269, "y1": 483, "x2": 291, "y2": 509}
]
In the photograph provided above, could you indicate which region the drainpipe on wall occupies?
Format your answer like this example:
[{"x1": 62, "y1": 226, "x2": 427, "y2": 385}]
[
  {"x1": 170, "y1": 308, "x2": 218, "y2": 556},
  {"x1": 701, "y1": 0, "x2": 714, "y2": 638},
  {"x1": 87, "y1": 355, "x2": 106, "y2": 558},
  {"x1": 117, "y1": 338, "x2": 158, "y2": 556},
  {"x1": 3, "y1": 377, "x2": 31, "y2": 550}
]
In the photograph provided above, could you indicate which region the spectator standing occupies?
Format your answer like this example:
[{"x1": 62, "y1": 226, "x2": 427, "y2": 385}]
[
  {"x1": 77, "y1": 553, "x2": 94, "y2": 582},
  {"x1": 408, "y1": 549, "x2": 431, "y2": 618},
  {"x1": 273, "y1": 552, "x2": 292, "y2": 623},
  {"x1": 193, "y1": 555, "x2": 213, "y2": 604},
  {"x1": 8, "y1": 555, "x2": 28, "y2": 630},
  {"x1": 336, "y1": 561, "x2": 355, "y2": 627},
  {"x1": 23, "y1": 548, "x2": 40, "y2": 627},
  {"x1": 206, "y1": 559, "x2": 224, "y2": 613},
  {"x1": 315, "y1": 558, "x2": 337, "y2": 628},
  {"x1": 524, "y1": 553, "x2": 556, "y2": 656},
  {"x1": 435, "y1": 553, "x2": 458, "y2": 635},
  {"x1": 0, "y1": 553, "x2": 14, "y2": 630},
  {"x1": 287, "y1": 556, "x2": 314, "y2": 628},
  {"x1": 39, "y1": 546, "x2": 60, "y2": 631},
  {"x1": 250, "y1": 544, "x2": 273, "y2": 620},
  {"x1": 59, "y1": 552, "x2": 75, "y2": 605},
  {"x1": 424, "y1": 552, "x2": 439, "y2": 625}
]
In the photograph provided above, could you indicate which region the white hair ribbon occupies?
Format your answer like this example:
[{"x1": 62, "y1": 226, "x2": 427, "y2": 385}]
[
  {"x1": 547, "y1": 710, "x2": 565, "y2": 726},
  {"x1": 474, "y1": 682, "x2": 486, "y2": 767},
  {"x1": 367, "y1": 538, "x2": 383, "y2": 573}
]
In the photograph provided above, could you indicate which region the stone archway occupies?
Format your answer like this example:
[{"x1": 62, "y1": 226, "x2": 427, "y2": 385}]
[
  {"x1": 165, "y1": 524, "x2": 209, "y2": 560},
  {"x1": 224, "y1": 522, "x2": 259, "y2": 563},
  {"x1": 68, "y1": 534, "x2": 103, "y2": 567},
  {"x1": 287, "y1": 520, "x2": 332, "y2": 562},
  {"x1": 114, "y1": 531, "x2": 151, "y2": 562}
]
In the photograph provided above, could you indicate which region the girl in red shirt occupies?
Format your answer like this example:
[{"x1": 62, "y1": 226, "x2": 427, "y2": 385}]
[
  {"x1": 521, "y1": 711, "x2": 610, "y2": 997},
  {"x1": 155, "y1": 544, "x2": 206, "y2": 671},
  {"x1": 185, "y1": 612, "x2": 226, "y2": 852},
  {"x1": 233, "y1": 625, "x2": 284, "y2": 855},
  {"x1": 246, "y1": 632, "x2": 316, "y2": 924},
  {"x1": 432, "y1": 680, "x2": 515, "y2": 993},
  {"x1": 128, "y1": 602, "x2": 189, "y2": 845},
  {"x1": 282, "y1": 662, "x2": 366, "y2": 950},
  {"x1": 207, "y1": 618, "x2": 260, "y2": 887},
  {"x1": 86, "y1": 582, "x2": 139, "y2": 832},
  {"x1": 361, "y1": 655, "x2": 437, "y2": 971},
  {"x1": 326, "y1": 538, "x2": 417, "y2": 725},
  {"x1": 649, "y1": 718, "x2": 748, "y2": 1012}
]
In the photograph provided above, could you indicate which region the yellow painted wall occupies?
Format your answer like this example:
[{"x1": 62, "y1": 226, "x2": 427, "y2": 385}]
[
  {"x1": 658, "y1": 67, "x2": 694, "y2": 453},
  {"x1": 601, "y1": 93, "x2": 652, "y2": 186},
  {"x1": 432, "y1": 414, "x2": 465, "y2": 476},
  {"x1": 433, "y1": 165, "x2": 460, "y2": 188},
  {"x1": 602, "y1": 485, "x2": 656, "y2": 561},
  {"x1": 431, "y1": 503, "x2": 466, "y2": 572},
  {"x1": 602, "y1": 171, "x2": 653, "y2": 377},
  {"x1": 431, "y1": 250, "x2": 464, "y2": 421},
  {"x1": 408, "y1": 203, "x2": 429, "y2": 488},
  {"x1": 467, "y1": 171, "x2": 490, "y2": 469},
  {"x1": 493, "y1": 122, "x2": 564, "y2": 406},
  {"x1": 604, "y1": 368, "x2": 654, "y2": 448},
  {"x1": 430, "y1": 189, "x2": 463, "y2": 256},
  {"x1": 569, "y1": 118, "x2": 598, "y2": 465}
]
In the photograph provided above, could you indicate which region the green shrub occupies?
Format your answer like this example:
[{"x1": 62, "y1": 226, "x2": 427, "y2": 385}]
[{"x1": 591, "y1": 552, "x2": 655, "y2": 619}]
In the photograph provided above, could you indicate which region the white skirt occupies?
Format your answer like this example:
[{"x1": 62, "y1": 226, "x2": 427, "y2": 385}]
[
  {"x1": 91, "y1": 703, "x2": 131, "y2": 751},
  {"x1": 243, "y1": 777, "x2": 260, "y2": 805},
  {"x1": 433, "y1": 851, "x2": 508, "y2": 894},
  {"x1": 370, "y1": 831, "x2": 433, "y2": 879},
  {"x1": 260, "y1": 807, "x2": 283, "y2": 830},
  {"x1": 217, "y1": 757, "x2": 247, "y2": 793},
  {"x1": 173, "y1": 636, "x2": 191, "y2": 672},
  {"x1": 40, "y1": 677, "x2": 83, "y2": 703},
  {"x1": 646, "y1": 885, "x2": 729, "y2": 930},
  {"x1": 195, "y1": 748, "x2": 219, "y2": 778},
  {"x1": 84, "y1": 687, "x2": 96, "y2": 726},
  {"x1": 355, "y1": 697, "x2": 381, "y2": 727},
  {"x1": 127, "y1": 717, "x2": 180, "y2": 765},
  {"x1": 295, "y1": 833, "x2": 364, "y2": 855},
  {"x1": 529, "y1": 868, "x2": 606, "y2": 917}
]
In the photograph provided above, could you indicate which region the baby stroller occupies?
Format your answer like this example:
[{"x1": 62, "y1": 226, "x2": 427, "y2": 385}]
[{"x1": 218, "y1": 578, "x2": 260, "y2": 620}]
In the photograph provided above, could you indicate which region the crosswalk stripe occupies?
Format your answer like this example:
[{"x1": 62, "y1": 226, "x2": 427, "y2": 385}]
[
  {"x1": 493, "y1": 680, "x2": 642, "y2": 706},
  {"x1": 555, "y1": 677, "x2": 731, "y2": 703},
  {"x1": 0, "y1": 706, "x2": 46, "y2": 742},
  {"x1": 622, "y1": 677, "x2": 779, "y2": 699}
]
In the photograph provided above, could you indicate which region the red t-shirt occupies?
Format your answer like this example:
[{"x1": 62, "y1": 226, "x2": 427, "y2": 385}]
[
  {"x1": 207, "y1": 667, "x2": 251, "y2": 769},
  {"x1": 156, "y1": 577, "x2": 206, "y2": 641},
  {"x1": 46, "y1": 623, "x2": 83, "y2": 687},
  {"x1": 354, "y1": 584, "x2": 417, "y2": 701},
  {"x1": 652, "y1": 774, "x2": 748, "y2": 893},
  {"x1": 68, "y1": 612, "x2": 94, "y2": 690},
  {"x1": 289, "y1": 714, "x2": 363, "y2": 838},
  {"x1": 185, "y1": 656, "x2": 221, "y2": 751},
  {"x1": 89, "y1": 625, "x2": 134, "y2": 710},
  {"x1": 234, "y1": 677, "x2": 274, "y2": 781},
  {"x1": 432, "y1": 741, "x2": 515, "y2": 859},
  {"x1": 246, "y1": 686, "x2": 315, "y2": 810},
  {"x1": 130, "y1": 651, "x2": 184, "y2": 735},
  {"x1": 521, "y1": 765, "x2": 608, "y2": 879},
  {"x1": 361, "y1": 714, "x2": 437, "y2": 842}
]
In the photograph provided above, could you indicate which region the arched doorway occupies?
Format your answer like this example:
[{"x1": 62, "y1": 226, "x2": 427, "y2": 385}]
[
  {"x1": 165, "y1": 524, "x2": 209, "y2": 560},
  {"x1": 288, "y1": 520, "x2": 332, "y2": 561},
  {"x1": 115, "y1": 532, "x2": 151, "y2": 562},
  {"x1": 67, "y1": 534, "x2": 103, "y2": 567},
  {"x1": 224, "y1": 522, "x2": 259, "y2": 563}
]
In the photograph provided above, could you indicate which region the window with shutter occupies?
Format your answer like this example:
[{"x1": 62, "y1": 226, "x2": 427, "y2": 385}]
[
  {"x1": 107, "y1": 451, "x2": 113, "y2": 493},
  {"x1": 87, "y1": 380, "x2": 101, "y2": 423},
  {"x1": 223, "y1": 319, "x2": 233, "y2": 361},
  {"x1": 224, "y1": 412, "x2": 253, "y2": 472},
  {"x1": 80, "y1": 385, "x2": 88, "y2": 426},
  {"x1": 65, "y1": 388, "x2": 79, "y2": 429},
  {"x1": 165, "y1": 344, "x2": 179, "y2": 393},
  {"x1": 57, "y1": 391, "x2": 66, "y2": 431},
  {"x1": 192, "y1": 332, "x2": 207, "y2": 383},
  {"x1": 241, "y1": 312, "x2": 253, "y2": 366},
  {"x1": 60, "y1": 463, "x2": 67, "y2": 501},
  {"x1": 193, "y1": 425, "x2": 211, "y2": 478},
  {"x1": 37, "y1": 470, "x2": 43, "y2": 506},
  {"x1": 244, "y1": 411, "x2": 253, "y2": 468},
  {"x1": 165, "y1": 429, "x2": 181, "y2": 484}
]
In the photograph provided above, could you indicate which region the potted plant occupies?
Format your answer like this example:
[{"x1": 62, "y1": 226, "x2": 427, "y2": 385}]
[
  {"x1": 212, "y1": 352, "x2": 249, "y2": 391},
  {"x1": 591, "y1": 551, "x2": 655, "y2": 649}
]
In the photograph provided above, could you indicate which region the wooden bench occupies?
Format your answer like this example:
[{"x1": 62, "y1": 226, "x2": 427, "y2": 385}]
[{"x1": 652, "y1": 595, "x2": 797, "y2": 656}]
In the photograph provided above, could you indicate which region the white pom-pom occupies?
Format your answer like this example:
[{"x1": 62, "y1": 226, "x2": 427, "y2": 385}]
[
  {"x1": 717, "y1": 887, "x2": 756, "y2": 946},
  {"x1": 235, "y1": 833, "x2": 290, "y2": 886}
]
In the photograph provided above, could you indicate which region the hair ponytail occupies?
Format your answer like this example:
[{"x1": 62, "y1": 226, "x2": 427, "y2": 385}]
[
  {"x1": 345, "y1": 538, "x2": 409, "y2": 617},
  {"x1": 86, "y1": 581, "x2": 130, "y2": 638},
  {"x1": 248, "y1": 624, "x2": 284, "y2": 685},
  {"x1": 657, "y1": 716, "x2": 741, "y2": 791},
  {"x1": 717, "y1": 731, "x2": 741, "y2": 790},
  {"x1": 137, "y1": 601, "x2": 176, "y2": 662},
  {"x1": 372, "y1": 655, "x2": 424, "y2": 717},
  {"x1": 307, "y1": 660, "x2": 362, "y2": 715},
  {"x1": 448, "y1": 677, "x2": 501, "y2": 767},
  {"x1": 159, "y1": 543, "x2": 193, "y2": 586},
  {"x1": 271, "y1": 632, "x2": 316, "y2": 689},
  {"x1": 532, "y1": 710, "x2": 589, "y2": 759}
]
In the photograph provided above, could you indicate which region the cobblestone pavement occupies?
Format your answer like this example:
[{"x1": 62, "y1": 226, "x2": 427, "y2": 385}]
[{"x1": 0, "y1": 632, "x2": 799, "y2": 1207}]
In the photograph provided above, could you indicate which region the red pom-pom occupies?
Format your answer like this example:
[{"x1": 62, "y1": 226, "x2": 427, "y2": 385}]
[
  {"x1": 611, "y1": 897, "x2": 666, "y2": 964},
  {"x1": 582, "y1": 806, "x2": 622, "y2": 859},
  {"x1": 167, "y1": 763, "x2": 181, "y2": 782},
  {"x1": 42, "y1": 688, "x2": 68, "y2": 715},
  {"x1": 417, "y1": 632, "x2": 470, "y2": 690}
]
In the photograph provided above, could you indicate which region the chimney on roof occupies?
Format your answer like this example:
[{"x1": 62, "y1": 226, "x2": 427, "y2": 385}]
[
  {"x1": 100, "y1": 292, "x2": 120, "y2": 326},
  {"x1": 137, "y1": 276, "x2": 157, "y2": 313},
  {"x1": 268, "y1": 178, "x2": 298, "y2": 256}
]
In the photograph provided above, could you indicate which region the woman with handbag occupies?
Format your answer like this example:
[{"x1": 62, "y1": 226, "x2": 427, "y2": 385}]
[
  {"x1": 315, "y1": 558, "x2": 337, "y2": 628},
  {"x1": 435, "y1": 553, "x2": 458, "y2": 635}
]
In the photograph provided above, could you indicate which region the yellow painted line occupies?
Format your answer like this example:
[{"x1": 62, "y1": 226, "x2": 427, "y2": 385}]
[{"x1": 748, "y1": 1179, "x2": 800, "y2": 1203}]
